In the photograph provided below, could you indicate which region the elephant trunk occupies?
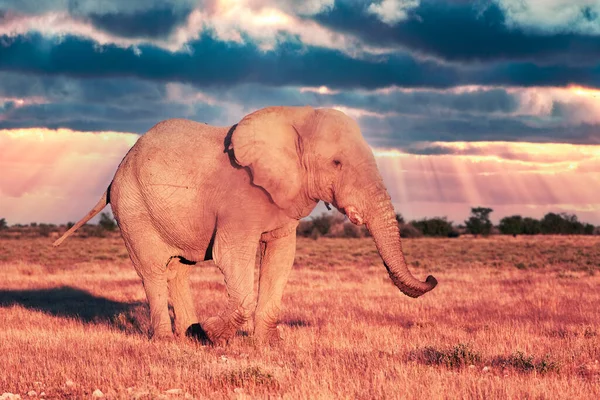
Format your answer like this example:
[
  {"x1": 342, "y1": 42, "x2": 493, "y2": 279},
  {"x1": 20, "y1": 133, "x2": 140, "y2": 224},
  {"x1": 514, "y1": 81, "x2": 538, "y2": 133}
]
[{"x1": 364, "y1": 182, "x2": 437, "y2": 298}]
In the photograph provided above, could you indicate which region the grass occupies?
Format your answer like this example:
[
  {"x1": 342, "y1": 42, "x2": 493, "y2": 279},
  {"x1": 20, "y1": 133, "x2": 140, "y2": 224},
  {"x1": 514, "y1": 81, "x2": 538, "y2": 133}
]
[{"x1": 0, "y1": 235, "x2": 599, "y2": 399}]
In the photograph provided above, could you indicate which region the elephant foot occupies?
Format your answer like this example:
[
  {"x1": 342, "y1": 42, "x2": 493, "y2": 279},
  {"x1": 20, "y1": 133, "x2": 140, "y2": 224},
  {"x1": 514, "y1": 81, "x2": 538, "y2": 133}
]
[
  {"x1": 203, "y1": 316, "x2": 238, "y2": 345},
  {"x1": 254, "y1": 325, "x2": 283, "y2": 345},
  {"x1": 150, "y1": 327, "x2": 174, "y2": 341},
  {"x1": 185, "y1": 323, "x2": 211, "y2": 344}
]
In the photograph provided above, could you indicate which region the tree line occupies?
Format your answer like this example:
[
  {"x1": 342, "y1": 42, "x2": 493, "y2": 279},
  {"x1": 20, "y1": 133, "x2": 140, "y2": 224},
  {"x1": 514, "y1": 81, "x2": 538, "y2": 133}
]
[
  {"x1": 0, "y1": 207, "x2": 597, "y2": 239},
  {"x1": 297, "y1": 207, "x2": 598, "y2": 238}
]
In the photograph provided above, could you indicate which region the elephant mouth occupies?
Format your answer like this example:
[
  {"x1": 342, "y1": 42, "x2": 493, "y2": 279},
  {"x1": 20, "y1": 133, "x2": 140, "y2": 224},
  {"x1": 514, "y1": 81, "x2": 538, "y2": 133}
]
[{"x1": 344, "y1": 205, "x2": 364, "y2": 226}]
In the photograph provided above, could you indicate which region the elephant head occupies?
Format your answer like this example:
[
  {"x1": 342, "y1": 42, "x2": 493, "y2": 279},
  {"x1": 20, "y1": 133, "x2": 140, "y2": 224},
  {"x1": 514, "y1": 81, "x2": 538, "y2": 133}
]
[{"x1": 230, "y1": 106, "x2": 437, "y2": 298}]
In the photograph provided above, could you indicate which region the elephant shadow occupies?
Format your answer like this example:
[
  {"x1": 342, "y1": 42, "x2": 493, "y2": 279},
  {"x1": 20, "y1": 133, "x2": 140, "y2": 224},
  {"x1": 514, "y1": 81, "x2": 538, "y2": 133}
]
[{"x1": 0, "y1": 286, "x2": 150, "y2": 335}]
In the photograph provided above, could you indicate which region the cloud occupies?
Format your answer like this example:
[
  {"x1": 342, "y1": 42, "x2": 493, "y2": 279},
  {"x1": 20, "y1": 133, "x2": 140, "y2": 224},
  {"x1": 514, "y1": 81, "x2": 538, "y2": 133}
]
[
  {"x1": 0, "y1": 128, "x2": 138, "y2": 224},
  {"x1": 314, "y1": 1, "x2": 600, "y2": 65},
  {"x1": 0, "y1": 0, "x2": 197, "y2": 17},
  {"x1": 0, "y1": 33, "x2": 463, "y2": 89},
  {"x1": 87, "y1": 7, "x2": 193, "y2": 39},
  {"x1": 2, "y1": 70, "x2": 600, "y2": 145},
  {"x1": 0, "y1": 1, "x2": 355, "y2": 54},
  {"x1": 495, "y1": 0, "x2": 600, "y2": 35},
  {"x1": 367, "y1": 0, "x2": 419, "y2": 25}
]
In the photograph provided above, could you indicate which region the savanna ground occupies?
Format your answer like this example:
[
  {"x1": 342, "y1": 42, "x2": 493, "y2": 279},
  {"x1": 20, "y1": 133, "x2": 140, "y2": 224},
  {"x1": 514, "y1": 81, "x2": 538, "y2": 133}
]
[{"x1": 1, "y1": 234, "x2": 599, "y2": 399}]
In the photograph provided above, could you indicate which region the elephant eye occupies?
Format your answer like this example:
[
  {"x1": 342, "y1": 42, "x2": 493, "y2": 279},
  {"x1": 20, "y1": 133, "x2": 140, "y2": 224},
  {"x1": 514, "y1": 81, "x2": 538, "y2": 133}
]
[{"x1": 332, "y1": 159, "x2": 342, "y2": 168}]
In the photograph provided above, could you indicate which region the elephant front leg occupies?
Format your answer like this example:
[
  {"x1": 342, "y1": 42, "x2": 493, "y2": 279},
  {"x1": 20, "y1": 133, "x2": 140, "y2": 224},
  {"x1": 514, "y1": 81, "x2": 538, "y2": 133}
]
[
  {"x1": 254, "y1": 232, "x2": 296, "y2": 344},
  {"x1": 203, "y1": 232, "x2": 259, "y2": 345}
]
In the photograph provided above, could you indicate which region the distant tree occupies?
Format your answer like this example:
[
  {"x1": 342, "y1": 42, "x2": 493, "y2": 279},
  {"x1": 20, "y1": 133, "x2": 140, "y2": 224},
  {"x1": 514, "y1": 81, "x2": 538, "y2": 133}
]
[
  {"x1": 541, "y1": 212, "x2": 585, "y2": 234},
  {"x1": 465, "y1": 207, "x2": 493, "y2": 236},
  {"x1": 38, "y1": 223, "x2": 51, "y2": 237},
  {"x1": 67, "y1": 222, "x2": 75, "y2": 229},
  {"x1": 0, "y1": 218, "x2": 7, "y2": 230},
  {"x1": 521, "y1": 217, "x2": 542, "y2": 235},
  {"x1": 410, "y1": 217, "x2": 454, "y2": 237},
  {"x1": 296, "y1": 220, "x2": 314, "y2": 237},
  {"x1": 584, "y1": 223, "x2": 595, "y2": 235},
  {"x1": 99, "y1": 212, "x2": 118, "y2": 231},
  {"x1": 343, "y1": 223, "x2": 361, "y2": 238},
  {"x1": 399, "y1": 223, "x2": 423, "y2": 238},
  {"x1": 499, "y1": 215, "x2": 523, "y2": 236},
  {"x1": 395, "y1": 213, "x2": 405, "y2": 224}
]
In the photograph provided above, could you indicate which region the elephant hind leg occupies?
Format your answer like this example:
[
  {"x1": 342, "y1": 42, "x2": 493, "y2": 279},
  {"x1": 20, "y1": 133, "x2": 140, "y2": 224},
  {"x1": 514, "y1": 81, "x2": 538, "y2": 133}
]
[
  {"x1": 121, "y1": 230, "x2": 175, "y2": 339},
  {"x1": 166, "y1": 258, "x2": 200, "y2": 338}
]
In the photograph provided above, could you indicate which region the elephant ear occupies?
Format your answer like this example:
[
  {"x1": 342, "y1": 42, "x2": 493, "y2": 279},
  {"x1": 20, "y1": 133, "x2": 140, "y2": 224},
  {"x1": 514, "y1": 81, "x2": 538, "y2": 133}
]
[{"x1": 231, "y1": 107, "x2": 310, "y2": 209}]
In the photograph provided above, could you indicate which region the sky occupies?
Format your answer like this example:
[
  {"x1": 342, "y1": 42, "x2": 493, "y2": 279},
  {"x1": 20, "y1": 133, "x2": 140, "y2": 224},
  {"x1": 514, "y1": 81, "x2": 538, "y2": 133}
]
[{"x1": 1, "y1": 0, "x2": 600, "y2": 225}]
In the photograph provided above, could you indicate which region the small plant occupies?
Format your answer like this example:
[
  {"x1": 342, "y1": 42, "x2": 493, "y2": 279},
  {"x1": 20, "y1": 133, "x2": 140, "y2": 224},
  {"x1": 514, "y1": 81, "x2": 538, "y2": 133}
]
[
  {"x1": 493, "y1": 351, "x2": 560, "y2": 374},
  {"x1": 409, "y1": 343, "x2": 481, "y2": 368},
  {"x1": 220, "y1": 366, "x2": 278, "y2": 388}
]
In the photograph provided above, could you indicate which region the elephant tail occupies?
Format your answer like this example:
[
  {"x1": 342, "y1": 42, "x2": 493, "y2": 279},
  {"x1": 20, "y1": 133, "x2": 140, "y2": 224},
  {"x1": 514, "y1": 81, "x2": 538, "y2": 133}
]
[{"x1": 52, "y1": 186, "x2": 110, "y2": 247}]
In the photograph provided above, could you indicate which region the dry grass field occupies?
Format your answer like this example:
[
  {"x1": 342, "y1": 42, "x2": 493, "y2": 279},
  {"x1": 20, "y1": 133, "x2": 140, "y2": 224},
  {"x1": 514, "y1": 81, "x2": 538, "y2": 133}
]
[{"x1": 1, "y1": 235, "x2": 599, "y2": 399}]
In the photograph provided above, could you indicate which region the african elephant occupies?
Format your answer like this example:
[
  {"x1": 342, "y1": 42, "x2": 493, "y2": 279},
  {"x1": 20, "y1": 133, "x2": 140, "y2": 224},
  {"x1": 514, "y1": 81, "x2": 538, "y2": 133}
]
[{"x1": 53, "y1": 106, "x2": 437, "y2": 344}]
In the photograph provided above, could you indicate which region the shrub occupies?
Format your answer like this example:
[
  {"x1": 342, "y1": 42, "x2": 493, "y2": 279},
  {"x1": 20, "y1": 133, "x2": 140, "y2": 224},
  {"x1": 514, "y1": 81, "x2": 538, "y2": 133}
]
[
  {"x1": 499, "y1": 215, "x2": 523, "y2": 236},
  {"x1": 493, "y1": 351, "x2": 560, "y2": 374},
  {"x1": 343, "y1": 222, "x2": 361, "y2": 238},
  {"x1": 522, "y1": 217, "x2": 542, "y2": 235},
  {"x1": 409, "y1": 343, "x2": 481, "y2": 368},
  {"x1": 99, "y1": 212, "x2": 117, "y2": 231},
  {"x1": 0, "y1": 218, "x2": 7, "y2": 230},
  {"x1": 311, "y1": 214, "x2": 334, "y2": 236},
  {"x1": 410, "y1": 217, "x2": 454, "y2": 237},
  {"x1": 395, "y1": 213, "x2": 405, "y2": 224},
  {"x1": 297, "y1": 220, "x2": 314, "y2": 237},
  {"x1": 465, "y1": 207, "x2": 493, "y2": 236},
  {"x1": 82, "y1": 224, "x2": 106, "y2": 238},
  {"x1": 38, "y1": 224, "x2": 52, "y2": 237},
  {"x1": 400, "y1": 223, "x2": 423, "y2": 238}
]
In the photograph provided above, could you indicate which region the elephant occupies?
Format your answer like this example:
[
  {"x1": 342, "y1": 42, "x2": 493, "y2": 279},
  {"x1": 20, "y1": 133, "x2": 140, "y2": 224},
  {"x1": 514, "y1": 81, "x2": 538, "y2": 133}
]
[{"x1": 53, "y1": 106, "x2": 437, "y2": 344}]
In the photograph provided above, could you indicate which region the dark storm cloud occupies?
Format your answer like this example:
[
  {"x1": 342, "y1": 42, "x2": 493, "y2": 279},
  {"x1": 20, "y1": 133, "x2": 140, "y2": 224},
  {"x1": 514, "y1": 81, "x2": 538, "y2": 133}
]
[
  {"x1": 2, "y1": 70, "x2": 599, "y2": 146},
  {"x1": 0, "y1": 0, "x2": 197, "y2": 17},
  {"x1": 211, "y1": 84, "x2": 520, "y2": 116},
  {"x1": 3, "y1": 32, "x2": 600, "y2": 90},
  {"x1": 0, "y1": 72, "x2": 225, "y2": 133},
  {"x1": 314, "y1": 1, "x2": 600, "y2": 65},
  {"x1": 359, "y1": 114, "x2": 600, "y2": 148},
  {"x1": 87, "y1": 7, "x2": 192, "y2": 39},
  {"x1": 0, "y1": 33, "x2": 460, "y2": 89}
]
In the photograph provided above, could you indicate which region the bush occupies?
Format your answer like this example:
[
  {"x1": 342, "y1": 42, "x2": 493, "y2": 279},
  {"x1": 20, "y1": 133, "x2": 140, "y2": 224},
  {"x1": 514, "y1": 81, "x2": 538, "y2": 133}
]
[
  {"x1": 311, "y1": 214, "x2": 334, "y2": 236},
  {"x1": 522, "y1": 217, "x2": 542, "y2": 235},
  {"x1": 297, "y1": 220, "x2": 314, "y2": 237},
  {"x1": 410, "y1": 217, "x2": 454, "y2": 237},
  {"x1": 541, "y1": 212, "x2": 589, "y2": 235},
  {"x1": 99, "y1": 212, "x2": 117, "y2": 231},
  {"x1": 465, "y1": 207, "x2": 493, "y2": 236},
  {"x1": 0, "y1": 218, "x2": 7, "y2": 230},
  {"x1": 400, "y1": 223, "x2": 423, "y2": 238},
  {"x1": 343, "y1": 222, "x2": 361, "y2": 238},
  {"x1": 82, "y1": 224, "x2": 106, "y2": 238},
  {"x1": 499, "y1": 215, "x2": 523, "y2": 236},
  {"x1": 38, "y1": 224, "x2": 52, "y2": 237},
  {"x1": 409, "y1": 343, "x2": 482, "y2": 368}
]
